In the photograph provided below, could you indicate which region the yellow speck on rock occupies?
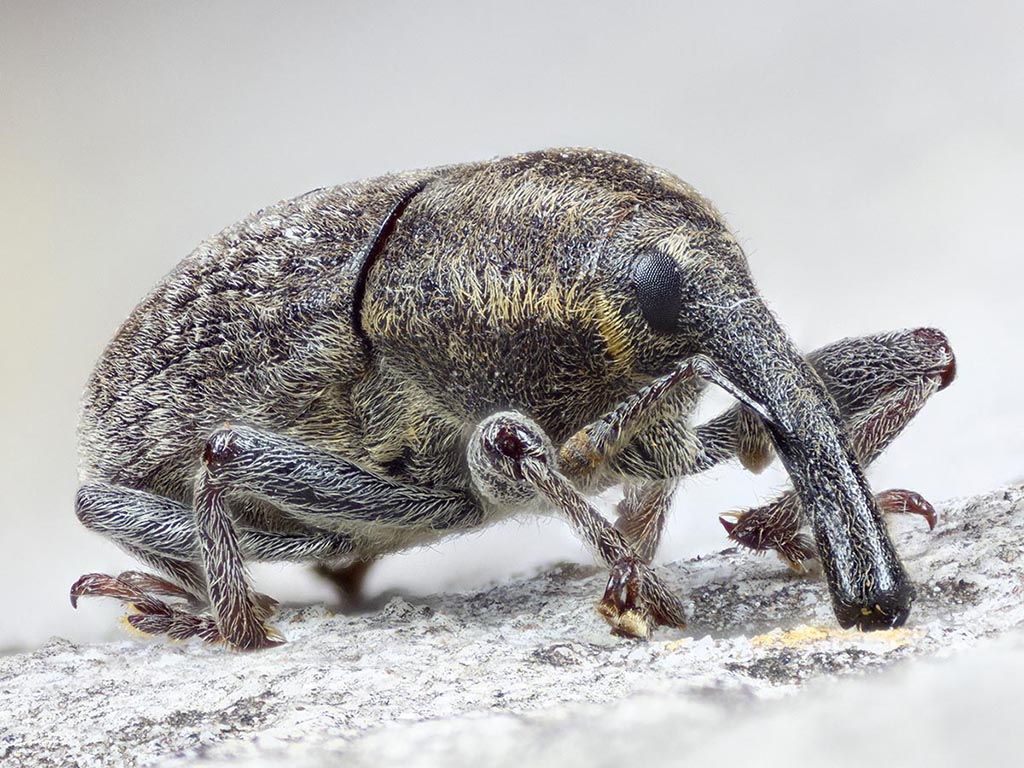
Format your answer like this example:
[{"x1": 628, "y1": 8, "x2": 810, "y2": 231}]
[
  {"x1": 661, "y1": 638, "x2": 693, "y2": 653},
  {"x1": 751, "y1": 624, "x2": 918, "y2": 647},
  {"x1": 864, "y1": 627, "x2": 918, "y2": 645},
  {"x1": 752, "y1": 625, "x2": 829, "y2": 646}
]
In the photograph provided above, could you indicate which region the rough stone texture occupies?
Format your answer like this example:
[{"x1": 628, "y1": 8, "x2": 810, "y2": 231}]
[{"x1": 1, "y1": 486, "x2": 1022, "y2": 767}]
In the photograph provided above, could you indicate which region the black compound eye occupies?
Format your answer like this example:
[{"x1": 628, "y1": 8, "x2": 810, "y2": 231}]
[{"x1": 632, "y1": 251, "x2": 682, "y2": 334}]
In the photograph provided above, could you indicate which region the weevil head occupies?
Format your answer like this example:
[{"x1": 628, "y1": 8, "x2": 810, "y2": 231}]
[
  {"x1": 598, "y1": 197, "x2": 770, "y2": 379},
  {"x1": 597, "y1": 183, "x2": 914, "y2": 631}
]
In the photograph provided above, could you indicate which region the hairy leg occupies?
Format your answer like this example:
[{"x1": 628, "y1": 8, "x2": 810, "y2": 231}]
[
  {"x1": 75, "y1": 482, "x2": 356, "y2": 566},
  {"x1": 469, "y1": 411, "x2": 687, "y2": 639},
  {"x1": 558, "y1": 354, "x2": 775, "y2": 486},
  {"x1": 196, "y1": 425, "x2": 484, "y2": 648},
  {"x1": 74, "y1": 425, "x2": 483, "y2": 649},
  {"x1": 613, "y1": 481, "x2": 678, "y2": 564},
  {"x1": 73, "y1": 481, "x2": 357, "y2": 646}
]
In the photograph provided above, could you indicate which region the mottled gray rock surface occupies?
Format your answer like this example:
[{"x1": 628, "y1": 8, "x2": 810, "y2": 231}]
[{"x1": 2, "y1": 486, "x2": 1022, "y2": 767}]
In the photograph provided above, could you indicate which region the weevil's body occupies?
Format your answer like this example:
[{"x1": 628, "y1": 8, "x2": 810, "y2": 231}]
[
  {"x1": 75, "y1": 149, "x2": 956, "y2": 649},
  {"x1": 80, "y1": 153, "x2": 711, "y2": 551}
]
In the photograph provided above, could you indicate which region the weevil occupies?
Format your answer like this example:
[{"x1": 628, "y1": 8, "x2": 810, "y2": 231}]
[{"x1": 72, "y1": 148, "x2": 956, "y2": 649}]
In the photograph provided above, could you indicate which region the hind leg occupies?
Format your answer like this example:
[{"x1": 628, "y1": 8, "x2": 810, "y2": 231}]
[
  {"x1": 73, "y1": 481, "x2": 356, "y2": 646},
  {"x1": 722, "y1": 328, "x2": 955, "y2": 569},
  {"x1": 75, "y1": 423, "x2": 481, "y2": 650},
  {"x1": 73, "y1": 482, "x2": 216, "y2": 637}
]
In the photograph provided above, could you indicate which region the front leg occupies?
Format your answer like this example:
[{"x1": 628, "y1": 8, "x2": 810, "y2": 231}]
[
  {"x1": 468, "y1": 411, "x2": 687, "y2": 638},
  {"x1": 557, "y1": 360, "x2": 759, "y2": 559},
  {"x1": 558, "y1": 354, "x2": 769, "y2": 486}
]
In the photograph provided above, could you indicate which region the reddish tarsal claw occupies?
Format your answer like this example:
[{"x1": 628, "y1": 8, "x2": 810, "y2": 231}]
[
  {"x1": 720, "y1": 486, "x2": 938, "y2": 570},
  {"x1": 912, "y1": 327, "x2": 957, "y2": 391},
  {"x1": 71, "y1": 571, "x2": 281, "y2": 649},
  {"x1": 877, "y1": 489, "x2": 938, "y2": 530},
  {"x1": 596, "y1": 555, "x2": 687, "y2": 639}
]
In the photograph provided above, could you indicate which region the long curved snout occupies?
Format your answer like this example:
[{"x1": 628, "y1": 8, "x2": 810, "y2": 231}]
[{"x1": 702, "y1": 300, "x2": 913, "y2": 630}]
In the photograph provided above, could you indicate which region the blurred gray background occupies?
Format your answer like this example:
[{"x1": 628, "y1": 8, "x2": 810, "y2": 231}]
[{"x1": 1, "y1": 0, "x2": 1021, "y2": 651}]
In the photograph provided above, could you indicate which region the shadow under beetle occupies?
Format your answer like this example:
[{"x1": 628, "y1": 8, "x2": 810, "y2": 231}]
[{"x1": 72, "y1": 149, "x2": 956, "y2": 649}]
